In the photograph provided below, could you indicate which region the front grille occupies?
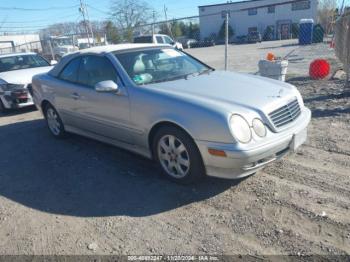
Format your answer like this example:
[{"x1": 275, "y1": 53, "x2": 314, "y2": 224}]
[{"x1": 268, "y1": 99, "x2": 301, "y2": 128}]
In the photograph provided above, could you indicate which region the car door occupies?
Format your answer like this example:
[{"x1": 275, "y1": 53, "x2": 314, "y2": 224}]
[
  {"x1": 60, "y1": 55, "x2": 131, "y2": 143},
  {"x1": 54, "y1": 56, "x2": 82, "y2": 125}
]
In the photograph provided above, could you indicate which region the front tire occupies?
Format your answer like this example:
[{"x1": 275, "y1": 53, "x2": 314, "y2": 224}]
[
  {"x1": 153, "y1": 126, "x2": 205, "y2": 184},
  {"x1": 44, "y1": 104, "x2": 66, "y2": 138}
]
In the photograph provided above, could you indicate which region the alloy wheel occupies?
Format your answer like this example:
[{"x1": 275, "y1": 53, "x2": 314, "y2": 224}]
[
  {"x1": 46, "y1": 108, "x2": 61, "y2": 136},
  {"x1": 157, "y1": 135, "x2": 190, "y2": 178}
]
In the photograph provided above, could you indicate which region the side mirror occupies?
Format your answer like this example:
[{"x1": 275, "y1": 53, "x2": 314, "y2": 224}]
[
  {"x1": 50, "y1": 60, "x2": 58, "y2": 65},
  {"x1": 95, "y1": 80, "x2": 119, "y2": 93}
]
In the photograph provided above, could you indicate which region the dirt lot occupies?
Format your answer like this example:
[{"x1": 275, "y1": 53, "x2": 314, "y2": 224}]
[{"x1": 0, "y1": 43, "x2": 349, "y2": 256}]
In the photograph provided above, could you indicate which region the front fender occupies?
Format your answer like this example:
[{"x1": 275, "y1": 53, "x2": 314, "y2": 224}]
[{"x1": 128, "y1": 86, "x2": 234, "y2": 149}]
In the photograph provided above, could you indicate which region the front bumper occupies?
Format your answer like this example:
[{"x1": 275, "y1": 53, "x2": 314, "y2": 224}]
[
  {"x1": 196, "y1": 108, "x2": 311, "y2": 179},
  {"x1": 0, "y1": 90, "x2": 34, "y2": 109}
]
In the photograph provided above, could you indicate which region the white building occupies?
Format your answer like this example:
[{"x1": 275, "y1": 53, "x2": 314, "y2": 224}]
[
  {"x1": 198, "y1": 0, "x2": 318, "y2": 40},
  {"x1": 0, "y1": 34, "x2": 41, "y2": 54}
]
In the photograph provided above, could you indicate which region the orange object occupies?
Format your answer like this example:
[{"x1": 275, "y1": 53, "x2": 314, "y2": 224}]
[
  {"x1": 309, "y1": 59, "x2": 330, "y2": 79},
  {"x1": 208, "y1": 148, "x2": 227, "y2": 157},
  {"x1": 267, "y1": 53, "x2": 275, "y2": 61}
]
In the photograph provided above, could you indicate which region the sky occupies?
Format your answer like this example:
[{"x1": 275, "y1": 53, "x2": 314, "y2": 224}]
[
  {"x1": 0, "y1": 0, "x2": 227, "y2": 33},
  {"x1": 0, "y1": 0, "x2": 347, "y2": 33}
]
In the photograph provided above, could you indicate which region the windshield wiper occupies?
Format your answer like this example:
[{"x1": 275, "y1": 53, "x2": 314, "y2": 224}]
[
  {"x1": 184, "y1": 68, "x2": 213, "y2": 80},
  {"x1": 150, "y1": 75, "x2": 188, "y2": 84},
  {"x1": 198, "y1": 68, "x2": 214, "y2": 76}
]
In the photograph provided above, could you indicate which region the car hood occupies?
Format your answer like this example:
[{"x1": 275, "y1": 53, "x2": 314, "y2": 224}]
[
  {"x1": 147, "y1": 71, "x2": 301, "y2": 116},
  {"x1": 0, "y1": 66, "x2": 53, "y2": 85}
]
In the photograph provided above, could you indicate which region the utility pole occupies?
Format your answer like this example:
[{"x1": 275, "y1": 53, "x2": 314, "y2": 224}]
[
  {"x1": 163, "y1": 5, "x2": 173, "y2": 38},
  {"x1": 152, "y1": 10, "x2": 156, "y2": 35},
  {"x1": 84, "y1": 1, "x2": 95, "y2": 46},
  {"x1": 79, "y1": 0, "x2": 91, "y2": 47},
  {"x1": 224, "y1": 10, "x2": 229, "y2": 71}
]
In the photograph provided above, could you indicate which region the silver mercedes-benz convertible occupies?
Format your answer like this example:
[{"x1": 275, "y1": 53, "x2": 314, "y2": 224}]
[{"x1": 32, "y1": 44, "x2": 311, "y2": 183}]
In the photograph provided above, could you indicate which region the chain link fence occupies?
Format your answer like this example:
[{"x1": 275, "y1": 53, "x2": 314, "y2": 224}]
[
  {"x1": 0, "y1": 0, "x2": 349, "y2": 86},
  {"x1": 0, "y1": 33, "x2": 108, "y2": 60},
  {"x1": 128, "y1": 0, "x2": 343, "y2": 84},
  {"x1": 335, "y1": 11, "x2": 350, "y2": 86}
]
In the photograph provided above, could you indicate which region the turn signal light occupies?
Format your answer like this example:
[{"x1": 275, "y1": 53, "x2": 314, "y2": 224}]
[{"x1": 208, "y1": 148, "x2": 227, "y2": 157}]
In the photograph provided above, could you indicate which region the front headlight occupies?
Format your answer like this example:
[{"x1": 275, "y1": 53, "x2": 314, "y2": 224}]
[
  {"x1": 252, "y1": 118, "x2": 267, "y2": 137},
  {"x1": 229, "y1": 114, "x2": 252, "y2": 143}
]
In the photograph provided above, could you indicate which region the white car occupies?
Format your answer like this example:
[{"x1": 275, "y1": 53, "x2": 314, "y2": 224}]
[
  {"x1": 0, "y1": 53, "x2": 54, "y2": 112},
  {"x1": 134, "y1": 34, "x2": 183, "y2": 50}
]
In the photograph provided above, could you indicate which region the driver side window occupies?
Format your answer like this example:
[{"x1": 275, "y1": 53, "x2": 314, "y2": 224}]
[{"x1": 77, "y1": 55, "x2": 118, "y2": 88}]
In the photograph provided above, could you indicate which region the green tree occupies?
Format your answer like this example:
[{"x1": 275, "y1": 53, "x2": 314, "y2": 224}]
[
  {"x1": 188, "y1": 22, "x2": 200, "y2": 40},
  {"x1": 159, "y1": 23, "x2": 171, "y2": 35},
  {"x1": 170, "y1": 20, "x2": 183, "y2": 38},
  {"x1": 105, "y1": 21, "x2": 121, "y2": 44},
  {"x1": 218, "y1": 21, "x2": 234, "y2": 41},
  {"x1": 123, "y1": 27, "x2": 134, "y2": 42}
]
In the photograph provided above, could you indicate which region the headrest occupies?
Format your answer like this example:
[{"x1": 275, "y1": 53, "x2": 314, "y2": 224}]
[{"x1": 133, "y1": 57, "x2": 145, "y2": 74}]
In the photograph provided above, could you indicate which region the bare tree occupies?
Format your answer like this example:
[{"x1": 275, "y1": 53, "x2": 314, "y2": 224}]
[
  {"x1": 110, "y1": 0, "x2": 154, "y2": 30},
  {"x1": 318, "y1": 0, "x2": 337, "y2": 34}
]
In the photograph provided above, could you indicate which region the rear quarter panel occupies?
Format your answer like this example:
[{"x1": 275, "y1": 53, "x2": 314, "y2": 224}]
[{"x1": 32, "y1": 73, "x2": 57, "y2": 113}]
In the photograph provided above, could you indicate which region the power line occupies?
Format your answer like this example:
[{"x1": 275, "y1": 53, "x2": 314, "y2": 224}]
[
  {"x1": 1, "y1": 13, "x2": 80, "y2": 24},
  {"x1": 0, "y1": 25, "x2": 49, "y2": 29},
  {"x1": 86, "y1": 4, "x2": 110, "y2": 15},
  {"x1": 0, "y1": 5, "x2": 79, "y2": 11}
]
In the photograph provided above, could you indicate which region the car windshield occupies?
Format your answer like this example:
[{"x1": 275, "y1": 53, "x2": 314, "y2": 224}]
[
  {"x1": 0, "y1": 54, "x2": 50, "y2": 73},
  {"x1": 114, "y1": 48, "x2": 212, "y2": 85}
]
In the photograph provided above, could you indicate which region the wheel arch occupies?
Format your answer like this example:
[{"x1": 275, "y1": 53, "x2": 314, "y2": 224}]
[
  {"x1": 148, "y1": 120, "x2": 197, "y2": 159},
  {"x1": 41, "y1": 100, "x2": 52, "y2": 112}
]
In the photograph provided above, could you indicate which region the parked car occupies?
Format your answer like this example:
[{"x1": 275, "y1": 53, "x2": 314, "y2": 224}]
[
  {"x1": 32, "y1": 44, "x2": 311, "y2": 184},
  {"x1": 177, "y1": 38, "x2": 198, "y2": 49},
  {"x1": 235, "y1": 35, "x2": 248, "y2": 44},
  {"x1": 190, "y1": 38, "x2": 216, "y2": 48},
  {"x1": 247, "y1": 31, "x2": 262, "y2": 43},
  {"x1": 0, "y1": 52, "x2": 54, "y2": 112},
  {"x1": 133, "y1": 34, "x2": 183, "y2": 50}
]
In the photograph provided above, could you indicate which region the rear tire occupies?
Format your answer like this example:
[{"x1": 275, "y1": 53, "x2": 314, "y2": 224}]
[
  {"x1": 152, "y1": 126, "x2": 205, "y2": 184},
  {"x1": 44, "y1": 104, "x2": 66, "y2": 138}
]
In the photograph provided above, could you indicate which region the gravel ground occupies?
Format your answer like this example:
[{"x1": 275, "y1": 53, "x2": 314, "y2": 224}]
[{"x1": 0, "y1": 77, "x2": 349, "y2": 256}]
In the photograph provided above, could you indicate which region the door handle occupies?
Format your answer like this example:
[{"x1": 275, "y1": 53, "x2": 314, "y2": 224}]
[{"x1": 70, "y1": 93, "x2": 80, "y2": 100}]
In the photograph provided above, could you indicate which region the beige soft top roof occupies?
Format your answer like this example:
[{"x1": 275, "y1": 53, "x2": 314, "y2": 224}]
[
  {"x1": 49, "y1": 43, "x2": 169, "y2": 77},
  {"x1": 70, "y1": 43, "x2": 164, "y2": 55}
]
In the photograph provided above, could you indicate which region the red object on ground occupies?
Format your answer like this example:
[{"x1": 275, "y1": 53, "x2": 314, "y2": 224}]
[{"x1": 309, "y1": 59, "x2": 330, "y2": 79}]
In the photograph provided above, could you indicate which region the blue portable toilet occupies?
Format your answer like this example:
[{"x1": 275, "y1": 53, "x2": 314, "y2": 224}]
[{"x1": 299, "y1": 19, "x2": 314, "y2": 45}]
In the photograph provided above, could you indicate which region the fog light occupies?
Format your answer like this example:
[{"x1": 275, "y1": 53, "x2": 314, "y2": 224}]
[{"x1": 252, "y1": 118, "x2": 267, "y2": 137}]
